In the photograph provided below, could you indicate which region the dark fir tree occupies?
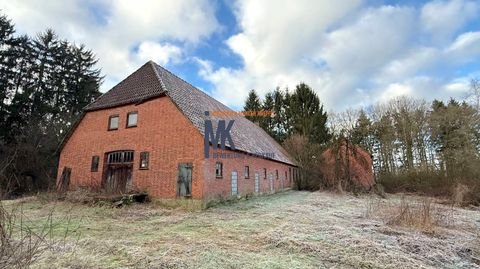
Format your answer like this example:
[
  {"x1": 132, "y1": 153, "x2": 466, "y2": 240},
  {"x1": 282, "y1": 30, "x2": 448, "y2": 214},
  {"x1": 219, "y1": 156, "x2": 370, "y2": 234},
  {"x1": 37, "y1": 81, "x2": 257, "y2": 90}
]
[
  {"x1": 260, "y1": 92, "x2": 275, "y2": 137},
  {"x1": 289, "y1": 83, "x2": 330, "y2": 144},
  {"x1": 271, "y1": 87, "x2": 287, "y2": 142},
  {"x1": 0, "y1": 13, "x2": 102, "y2": 196},
  {"x1": 243, "y1": 89, "x2": 261, "y2": 123}
]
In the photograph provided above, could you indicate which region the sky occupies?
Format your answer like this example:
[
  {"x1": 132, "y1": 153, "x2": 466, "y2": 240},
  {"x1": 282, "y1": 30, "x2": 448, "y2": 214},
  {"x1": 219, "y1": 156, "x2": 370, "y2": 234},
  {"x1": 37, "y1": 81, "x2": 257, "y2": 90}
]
[{"x1": 0, "y1": 0, "x2": 479, "y2": 111}]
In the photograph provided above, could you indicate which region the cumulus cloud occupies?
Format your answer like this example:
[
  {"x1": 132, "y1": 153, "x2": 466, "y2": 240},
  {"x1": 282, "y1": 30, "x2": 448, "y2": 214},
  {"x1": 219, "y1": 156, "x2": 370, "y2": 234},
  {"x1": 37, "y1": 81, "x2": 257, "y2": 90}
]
[
  {"x1": 1, "y1": 0, "x2": 479, "y2": 111},
  {"x1": 136, "y1": 42, "x2": 183, "y2": 66},
  {"x1": 447, "y1": 31, "x2": 480, "y2": 61},
  {"x1": 421, "y1": 0, "x2": 479, "y2": 42},
  {"x1": 0, "y1": 0, "x2": 219, "y2": 90},
  {"x1": 199, "y1": 0, "x2": 480, "y2": 110}
]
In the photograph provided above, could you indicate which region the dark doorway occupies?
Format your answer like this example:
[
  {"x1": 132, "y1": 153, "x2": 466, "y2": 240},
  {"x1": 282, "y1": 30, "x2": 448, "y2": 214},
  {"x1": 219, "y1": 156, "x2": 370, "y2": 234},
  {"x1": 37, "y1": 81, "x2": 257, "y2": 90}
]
[
  {"x1": 103, "y1": 151, "x2": 134, "y2": 194},
  {"x1": 177, "y1": 163, "x2": 192, "y2": 197}
]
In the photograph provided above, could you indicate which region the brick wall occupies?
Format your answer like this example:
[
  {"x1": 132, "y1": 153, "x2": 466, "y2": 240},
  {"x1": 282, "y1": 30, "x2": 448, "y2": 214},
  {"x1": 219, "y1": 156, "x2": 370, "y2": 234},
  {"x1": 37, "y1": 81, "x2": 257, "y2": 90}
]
[
  {"x1": 202, "y1": 147, "x2": 294, "y2": 200},
  {"x1": 58, "y1": 96, "x2": 205, "y2": 199},
  {"x1": 58, "y1": 96, "x2": 296, "y2": 201}
]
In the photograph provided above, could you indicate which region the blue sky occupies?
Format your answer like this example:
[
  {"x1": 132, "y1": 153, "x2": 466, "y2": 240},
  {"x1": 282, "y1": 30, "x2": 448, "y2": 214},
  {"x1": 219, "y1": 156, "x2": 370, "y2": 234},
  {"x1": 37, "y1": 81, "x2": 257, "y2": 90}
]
[{"x1": 1, "y1": 0, "x2": 479, "y2": 111}]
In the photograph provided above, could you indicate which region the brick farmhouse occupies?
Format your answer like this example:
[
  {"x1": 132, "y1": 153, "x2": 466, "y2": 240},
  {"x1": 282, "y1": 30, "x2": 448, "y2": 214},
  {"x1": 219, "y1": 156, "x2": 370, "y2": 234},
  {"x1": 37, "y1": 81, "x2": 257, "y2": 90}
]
[{"x1": 57, "y1": 61, "x2": 297, "y2": 205}]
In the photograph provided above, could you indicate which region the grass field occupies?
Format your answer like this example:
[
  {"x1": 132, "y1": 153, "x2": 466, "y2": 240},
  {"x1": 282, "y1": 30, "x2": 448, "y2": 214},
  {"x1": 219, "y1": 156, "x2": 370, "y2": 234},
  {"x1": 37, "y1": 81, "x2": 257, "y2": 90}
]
[{"x1": 2, "y1": 191, "x2": 480, "y2": 269}]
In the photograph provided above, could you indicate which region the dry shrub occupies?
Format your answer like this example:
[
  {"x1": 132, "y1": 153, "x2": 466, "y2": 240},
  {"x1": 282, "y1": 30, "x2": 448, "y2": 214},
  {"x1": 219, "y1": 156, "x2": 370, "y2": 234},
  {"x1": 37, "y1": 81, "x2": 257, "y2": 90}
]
[
  {"x1": 0, "y1": 202, "x2": 78, "y2": 268},
  {"x1": 366, "y1": 196, "x2": 454, "y2": 232},
  {"x1": 452, "y1": 184, "x2": 470, "y2": 207}
]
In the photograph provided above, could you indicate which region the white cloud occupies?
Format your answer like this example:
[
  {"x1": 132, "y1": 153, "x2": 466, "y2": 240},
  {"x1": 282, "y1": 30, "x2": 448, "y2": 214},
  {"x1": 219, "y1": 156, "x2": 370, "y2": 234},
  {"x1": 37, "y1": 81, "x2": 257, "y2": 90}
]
[
  {"x1": 378, "y1": 83, "x2": 413, "y2": 103},
  {"x1": 201, "y1": 2, "x2": 425, "y2": 110},
  {"x1": 421, "y1": 0, "x2": 479, "y2": 42},
  {"x1": 200, "y1": 0, "x2": 480, "y2": 110},
  {"x1": 0, "y1": 0, "x2": 219, "y2": 91},
  {"x1": 447, "y1": 31, "x2": 480, "y2": 61},
  {"x1": 379, "y1": 47, "x2": 440, "y2": 81},
  {"x1": 319, "y1": 6, "x2": 416, "y2": 75},
  {"x1": 136, "y1": 42, "x2": 183, "y2": 66},
  {"x1": 2, "y1": 0, "x2": 479, "y2": 111}
]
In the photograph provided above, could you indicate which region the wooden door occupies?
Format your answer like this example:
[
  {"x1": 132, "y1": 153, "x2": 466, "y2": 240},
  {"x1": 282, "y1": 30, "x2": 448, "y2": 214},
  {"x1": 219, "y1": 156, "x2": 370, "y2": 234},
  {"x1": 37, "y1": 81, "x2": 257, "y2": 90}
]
[
  {"x1": 177, "y1": 163, "x2": 192, "y2": 197},
  {"x1": 103, "y1": 151, "x2": 134, "y2": 194},
  {"x1": 105, "y1": 164, "x2": 132, "y2": 193}
]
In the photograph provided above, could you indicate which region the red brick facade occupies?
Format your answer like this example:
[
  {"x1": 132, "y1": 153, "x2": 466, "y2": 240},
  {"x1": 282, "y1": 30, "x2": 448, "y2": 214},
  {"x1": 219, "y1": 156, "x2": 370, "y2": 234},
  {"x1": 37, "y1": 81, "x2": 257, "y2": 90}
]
[{"x1": 58, "y1": 95, "x2": 295, "y2": 202}]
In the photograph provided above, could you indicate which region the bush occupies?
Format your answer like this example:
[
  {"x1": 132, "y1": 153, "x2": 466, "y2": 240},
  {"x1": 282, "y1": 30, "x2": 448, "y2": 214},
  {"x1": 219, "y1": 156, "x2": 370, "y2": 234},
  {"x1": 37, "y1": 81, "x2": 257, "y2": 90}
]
[
  {"x1": 379, "y1": 169, "x2": 452, "y2": 196},
  {"x1": 379, "y1": 169, "x2": 480, "y2": 205}
]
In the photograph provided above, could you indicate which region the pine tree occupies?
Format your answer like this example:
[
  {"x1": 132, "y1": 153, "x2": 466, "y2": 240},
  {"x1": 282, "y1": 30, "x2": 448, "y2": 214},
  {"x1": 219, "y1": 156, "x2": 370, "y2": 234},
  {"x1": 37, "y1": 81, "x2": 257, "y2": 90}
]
[
  {"x1": 243, "y1": 89, "x2": 261, "y2": 123},
  {"x1": 0, "y1": 14, "x2": 17, "y2": 135},
  {"x1": 271, "y1": 87, "x2": 287, "y2": 142},
  {"x1": 351, "y1": 110, "x2": 372, "y2": 151},
  {"x1": 0, "y1": 13, "x2": 102, "y2": 195},
  {"x1": 260, "y1": 92, "x2": 274, "y2": 137},
  {"x1": 289, "y1": 83, "x2": 330, "y2": 144}
]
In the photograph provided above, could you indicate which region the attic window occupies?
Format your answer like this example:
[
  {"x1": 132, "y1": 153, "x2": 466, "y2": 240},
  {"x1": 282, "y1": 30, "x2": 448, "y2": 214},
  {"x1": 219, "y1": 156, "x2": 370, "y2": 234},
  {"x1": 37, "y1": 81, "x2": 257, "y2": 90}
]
[
  {"x1": 127, "y1": 111, "x2": 138, "y2": 128},
  {"x1": 108, "y1": 115, "x2": 119, "y2": 130}
]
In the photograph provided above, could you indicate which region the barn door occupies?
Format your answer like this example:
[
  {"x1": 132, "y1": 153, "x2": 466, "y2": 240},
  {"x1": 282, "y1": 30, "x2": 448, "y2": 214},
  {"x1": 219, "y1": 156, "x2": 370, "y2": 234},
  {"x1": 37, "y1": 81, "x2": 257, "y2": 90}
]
[
  {"x1": 177, "y1": 163, "x2": 192, "y2": 197},
  {"x1": 254, "y1": 173, "x2": 259, "y2": 193},
  {"x1": 269, "y1": 174, "x2": 273, "y2": 193},
  {"x1": 231, "y1": 171, "x2": 238, "y2": 195},
  {"x1": 104, "y1": 151, "x2": 134, "y2": 194}
]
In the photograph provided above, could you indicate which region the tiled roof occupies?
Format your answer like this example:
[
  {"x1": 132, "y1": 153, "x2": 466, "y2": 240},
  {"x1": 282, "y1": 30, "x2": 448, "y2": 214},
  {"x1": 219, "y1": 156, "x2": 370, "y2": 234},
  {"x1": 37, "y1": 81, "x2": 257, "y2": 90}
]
[
  {"x1": 84, "y1": 62, "x2": 166, "y2": 111},
  {"x1": 84, "y1": 61, "x2": 295, "y2": 165}
]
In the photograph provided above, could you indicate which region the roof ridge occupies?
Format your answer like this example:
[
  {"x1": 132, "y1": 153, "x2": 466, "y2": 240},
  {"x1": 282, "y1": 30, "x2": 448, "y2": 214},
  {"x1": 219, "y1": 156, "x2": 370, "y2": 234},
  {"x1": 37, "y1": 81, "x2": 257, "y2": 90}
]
[
  {"x1": 151, "y1": 62, "x2": 234, "y2": 112},
  {"x1": 148, "y1": 60, "x2": 167, "y2": 92}
]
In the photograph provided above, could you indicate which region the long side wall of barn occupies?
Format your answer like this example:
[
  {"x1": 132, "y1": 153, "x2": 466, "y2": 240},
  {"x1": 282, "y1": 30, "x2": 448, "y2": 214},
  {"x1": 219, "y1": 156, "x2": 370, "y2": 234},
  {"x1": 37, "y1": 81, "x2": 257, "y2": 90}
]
[
  {"x1": 203, "y1": 147, "x2": 295, "y2": 200},
  {"x1": 57, "y1": 96, "x2": 206, "y2": 199}
]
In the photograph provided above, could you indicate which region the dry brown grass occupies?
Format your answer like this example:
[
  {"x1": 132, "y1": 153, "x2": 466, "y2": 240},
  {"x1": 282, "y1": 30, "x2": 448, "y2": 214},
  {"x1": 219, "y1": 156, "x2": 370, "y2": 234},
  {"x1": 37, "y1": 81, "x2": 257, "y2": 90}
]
[
  {"x1": 2, "y1": 191, "x2": 479, "y2": 268},
  {"x1": 0, "y1": 201, "x2": 80, "y2": 268},
  {"x1": 365, "y1": 195, "x2": 455, "y2": 232}
]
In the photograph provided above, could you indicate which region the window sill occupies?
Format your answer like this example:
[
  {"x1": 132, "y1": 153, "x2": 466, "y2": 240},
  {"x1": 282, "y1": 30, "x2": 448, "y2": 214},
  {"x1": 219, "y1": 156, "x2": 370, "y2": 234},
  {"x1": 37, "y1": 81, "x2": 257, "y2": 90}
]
[
  {"x1": 107, "y1": 128, "x2": 118, "y2": 131},
  {"x1": 126, "y1": 125, "x2": 137, "y2": 129},
  {"x1": 139, "y1": 168, "x2": 149, "y2": 170},
  {"x1": 216, "y1": 176, "x2": 223, "y2": 179}
]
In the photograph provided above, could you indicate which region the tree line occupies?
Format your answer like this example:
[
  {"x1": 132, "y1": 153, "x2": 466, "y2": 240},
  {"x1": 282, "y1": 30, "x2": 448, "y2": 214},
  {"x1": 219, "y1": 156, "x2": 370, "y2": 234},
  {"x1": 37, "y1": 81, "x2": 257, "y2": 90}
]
[
  {"x1": 0, "y1": 14, "x2": 102, "y2": 197},
  {"x1": 332, "y1": 93, "x2": 480, "y2": 200},
  {"x1": 245, "y1": 81, "x2": 480, "y2": 202},
  {"x1": 243, "y1": 83, "x2": 331, "y2": 190}
]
